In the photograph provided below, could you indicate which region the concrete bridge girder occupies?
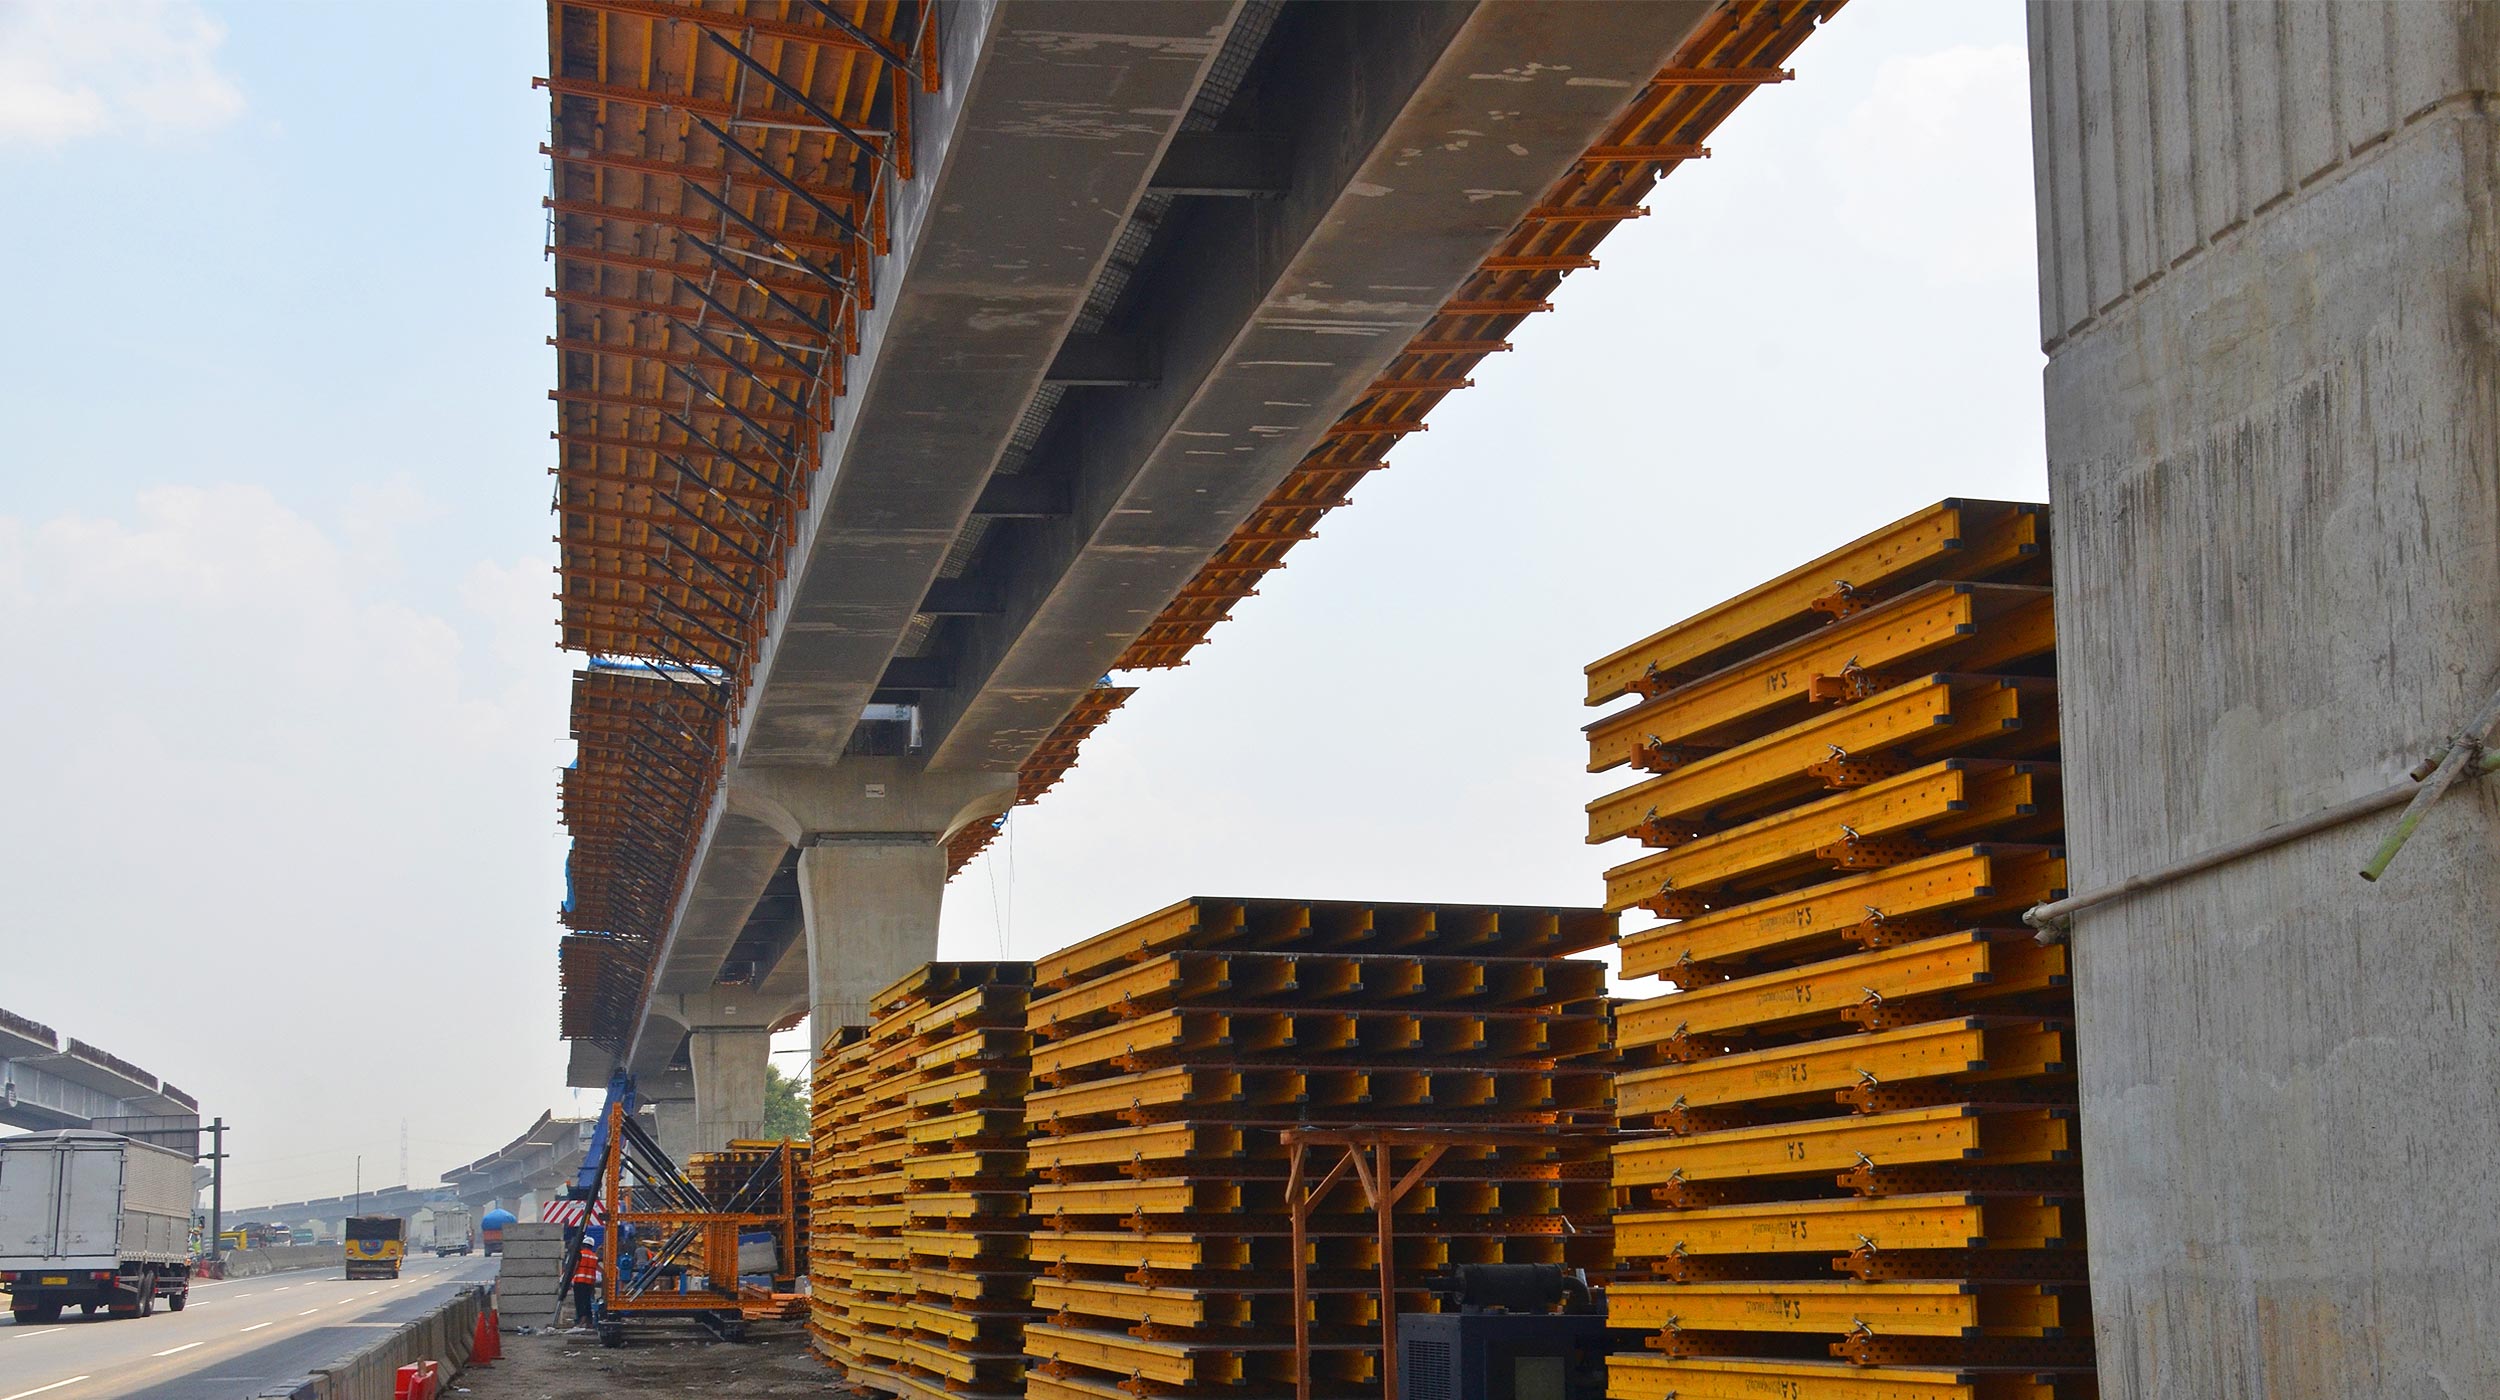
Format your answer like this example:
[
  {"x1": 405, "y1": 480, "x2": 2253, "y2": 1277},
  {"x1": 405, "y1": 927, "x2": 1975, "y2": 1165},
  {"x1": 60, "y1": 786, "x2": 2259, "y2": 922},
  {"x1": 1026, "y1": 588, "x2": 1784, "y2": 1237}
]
[{"x1": 592, "y1": 0, "x2": 1729, "y2": 1090}]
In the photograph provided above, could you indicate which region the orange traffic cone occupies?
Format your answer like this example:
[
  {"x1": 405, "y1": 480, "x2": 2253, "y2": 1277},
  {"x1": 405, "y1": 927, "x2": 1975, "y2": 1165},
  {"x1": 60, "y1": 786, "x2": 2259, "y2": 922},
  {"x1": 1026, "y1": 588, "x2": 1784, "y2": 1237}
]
[{"x1": 470, "y1": 1307, "x2": 502, "y2": 1365}]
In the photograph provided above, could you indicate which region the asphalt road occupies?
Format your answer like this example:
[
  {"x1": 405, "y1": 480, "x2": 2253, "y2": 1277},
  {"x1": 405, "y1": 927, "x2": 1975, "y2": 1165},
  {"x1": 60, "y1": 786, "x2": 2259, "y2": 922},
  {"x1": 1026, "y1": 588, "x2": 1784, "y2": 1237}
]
[{"x1": 0, "y1": 1252, "x2": 497, "y2": 1400}]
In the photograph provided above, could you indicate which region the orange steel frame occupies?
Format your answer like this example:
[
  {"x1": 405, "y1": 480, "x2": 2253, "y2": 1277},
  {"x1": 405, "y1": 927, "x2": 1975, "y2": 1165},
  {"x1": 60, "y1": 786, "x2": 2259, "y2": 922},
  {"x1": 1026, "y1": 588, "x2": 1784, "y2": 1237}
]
[{"x1": 594, "y1": 1101, "x2": 798, "y2": 1318}]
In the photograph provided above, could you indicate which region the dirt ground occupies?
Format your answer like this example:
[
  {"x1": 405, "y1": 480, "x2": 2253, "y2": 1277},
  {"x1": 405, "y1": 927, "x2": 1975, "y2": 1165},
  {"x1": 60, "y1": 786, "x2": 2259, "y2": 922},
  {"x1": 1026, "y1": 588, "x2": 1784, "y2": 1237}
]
[{"x1": 456, "y1": 1318, "x2": 845, "y2": 1399}]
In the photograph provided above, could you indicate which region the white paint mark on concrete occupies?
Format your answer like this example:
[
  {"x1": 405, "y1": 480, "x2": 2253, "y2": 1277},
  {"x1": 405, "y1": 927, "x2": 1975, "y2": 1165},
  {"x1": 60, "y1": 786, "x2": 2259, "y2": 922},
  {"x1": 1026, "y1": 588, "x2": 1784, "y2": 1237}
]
[
  {"x1": 1, "y1": 1377, "x2": 89, "y2": 1400},
  {"x1": 1347, "y1": 182, "x2": 1391, "y2": 198},
  {"x1": 151, "y1": 1343, "x2": 203, "y2": 1358}
]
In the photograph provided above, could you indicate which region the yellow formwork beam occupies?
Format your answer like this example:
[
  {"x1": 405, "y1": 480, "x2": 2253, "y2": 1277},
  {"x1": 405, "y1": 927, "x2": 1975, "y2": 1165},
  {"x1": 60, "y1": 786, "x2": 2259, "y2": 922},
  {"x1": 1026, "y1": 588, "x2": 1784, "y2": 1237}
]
[
  {"x1": 1033, "y1": 1277, "x2": 1238, "y2": 1328},
  {"x1": 1025, "y1": 1064, "x2": 1249, "y2": 1125},
  {"x1": 1612, "y1": 1105, "x2": 2073, "y2": 1184},
  {"x1": 1587, "y1": 675, "x2": 2056, "y2": 844},
  {"x1": 1616, "y1": 1019, "x2": 2067, "y2": 1116},
  {"x1": 1032, "y1": 1176, "x2": 1242, "y2": 1217},
  {"x1": 1024, "y1": 1323, "x2": 1221, "y2": 1386},
  {"x1": 1584, "y1": 501, "x2": 2043, "y2": 706},
  {"x1": 1608, "y1": 1280, "x2": 2063, "y2": 1337},
  {"x1": 1619, "y1": 846, "x2": 2067, "y2": 978},
  {"x1": 1602, "y1": 761, "x2": 2056, "y2": 910},
  {"x1": 1026, "y1": 1120, "x2": 1245, "y2": 1173},
  {"x1": 1027, "y1": 1371, "x2": 1134, "y2": 1400},
  {"x1": 1586, "y1": 583, "x2": 2054, "y2": 772},
  {"x1": 1617, "y1": 931, "x2": 2067, "y2": 1043},
  {"x1": 1608, "y1": 1354, "x2": 2063, "y2": 1400},
  {"x1": 1029, "y1": 1230, "x2": 1245, "y2": 1272},
  {"x1": 1615, "y1": 1192, "x2": 2067, "y2": 1257}
]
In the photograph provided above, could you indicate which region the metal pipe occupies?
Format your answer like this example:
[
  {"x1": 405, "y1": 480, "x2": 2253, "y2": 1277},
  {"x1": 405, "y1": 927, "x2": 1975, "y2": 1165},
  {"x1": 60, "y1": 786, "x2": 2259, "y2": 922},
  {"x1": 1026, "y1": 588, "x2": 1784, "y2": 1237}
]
[
  {"x1": 2362, "y1": 682, "x2": 2500, "y2": 880},
  {"x1": 2027, "y1": 746, "x2": 2500, "y2": 942}
]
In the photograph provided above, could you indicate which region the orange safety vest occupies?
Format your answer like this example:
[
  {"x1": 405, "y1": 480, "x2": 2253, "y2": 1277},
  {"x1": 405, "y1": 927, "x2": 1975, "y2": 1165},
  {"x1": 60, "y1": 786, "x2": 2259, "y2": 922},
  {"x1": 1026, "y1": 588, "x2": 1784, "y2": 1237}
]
[{"x1": 573, "y1": 1246, "x2": 599, "y2": 1285}]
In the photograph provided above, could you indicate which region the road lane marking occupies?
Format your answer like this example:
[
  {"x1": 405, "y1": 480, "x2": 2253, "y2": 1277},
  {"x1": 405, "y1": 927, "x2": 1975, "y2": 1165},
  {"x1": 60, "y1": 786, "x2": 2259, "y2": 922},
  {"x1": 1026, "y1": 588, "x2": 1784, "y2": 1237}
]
[
  {"x1": 7, "y1": 1329, "x2": 65, "y2": 1341},
  {"x1": 298, "y1": 1308, "x2": 320, "y2": 1316},
  {"x1": 240, "y1": 1322, "x2": 275, "y2": 1333},
  {"x1": 1, "y1": 1377, "x2": 90, "y2": 1400},
  {"x1": 151, "y1": 1343, "x2": 203, "y2": 1358}
]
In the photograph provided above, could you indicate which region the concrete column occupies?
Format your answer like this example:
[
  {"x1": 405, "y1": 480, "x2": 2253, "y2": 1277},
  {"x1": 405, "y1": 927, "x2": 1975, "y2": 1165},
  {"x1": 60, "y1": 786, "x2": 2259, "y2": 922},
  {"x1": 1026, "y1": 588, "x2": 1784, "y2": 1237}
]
[
  {"x1": 796, "y1": 838, "x2": 949, "y2": 1037},
  {"x1": 2028, "y1": 6, "x2": 2500, "y2": 1397},
  {"x1": 647, "y1": 1099, "x2": 699, "y2": 1166},
  {"x1": 687, "y1": 1026, "x2": 770, "y2": 1155}
]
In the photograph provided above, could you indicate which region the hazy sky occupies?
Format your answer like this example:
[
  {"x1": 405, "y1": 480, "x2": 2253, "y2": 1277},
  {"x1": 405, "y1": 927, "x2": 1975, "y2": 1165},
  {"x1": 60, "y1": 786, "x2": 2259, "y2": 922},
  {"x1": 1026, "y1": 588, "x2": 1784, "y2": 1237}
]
[{"x1": 0, "y1": 0, "x2": 2043, "y2": 1206}]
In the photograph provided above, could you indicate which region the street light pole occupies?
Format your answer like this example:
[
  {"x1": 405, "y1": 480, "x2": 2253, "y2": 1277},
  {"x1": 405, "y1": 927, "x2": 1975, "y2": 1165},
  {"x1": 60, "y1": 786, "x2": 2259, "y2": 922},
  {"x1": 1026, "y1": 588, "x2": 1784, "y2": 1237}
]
[
  {"x1": 204, "y1": 1118, "x2": 227, "y2": 1253},
  {"x1": 355, "y1": 1156, "x2": 362, "y2": 1218}
]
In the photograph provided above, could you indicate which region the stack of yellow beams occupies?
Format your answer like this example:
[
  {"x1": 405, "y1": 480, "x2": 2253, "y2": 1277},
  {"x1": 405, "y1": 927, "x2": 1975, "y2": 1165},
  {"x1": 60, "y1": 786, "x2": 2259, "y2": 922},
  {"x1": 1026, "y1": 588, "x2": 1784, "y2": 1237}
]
[
  {"x1": 1585, "y1": 501, "x2": 2099, "y2": 1400},
  {"x1": 1019, "y1": 897, "x2": 1617, "y2": 1400},
  {"x1": 814, "y1": 964, "x2": 1036, "y2": 1400},
  {"x1": 809, "y1": 1026, "x2": 865, "y2": 1368}
]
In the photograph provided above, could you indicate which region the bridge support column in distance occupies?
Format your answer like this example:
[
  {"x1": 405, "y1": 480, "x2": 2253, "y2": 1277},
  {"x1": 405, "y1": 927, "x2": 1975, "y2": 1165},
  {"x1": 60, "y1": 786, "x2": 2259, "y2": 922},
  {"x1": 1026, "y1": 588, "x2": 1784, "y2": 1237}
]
[
  {"x1": 2027, "y1": 5, "x2": 2500, "y2": 1396},
  {"x1": 647, "y1": 1098, "x2": 699, "y2": 1167},
  {"x1": 687, "y1": 1027, "x2": 770, "y2": 1156}
]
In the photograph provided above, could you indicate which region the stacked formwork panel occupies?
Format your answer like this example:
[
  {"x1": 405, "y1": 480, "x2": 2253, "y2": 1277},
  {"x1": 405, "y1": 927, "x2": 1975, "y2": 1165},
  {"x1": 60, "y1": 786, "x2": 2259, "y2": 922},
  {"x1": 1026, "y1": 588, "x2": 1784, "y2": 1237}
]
[
  {"x1": 1019, "y1": 898, "x2": 1618, "y2": 1400},
  {"x1": 810, "y1": 1024, "x2": 867, "y2": 1368},
  {"x1": 1584, "y1": 501, "x2": 2098, "y2": 1400},
  {"x1": 813, "y1": 965, "x2": 1037, "y2": 1400}
]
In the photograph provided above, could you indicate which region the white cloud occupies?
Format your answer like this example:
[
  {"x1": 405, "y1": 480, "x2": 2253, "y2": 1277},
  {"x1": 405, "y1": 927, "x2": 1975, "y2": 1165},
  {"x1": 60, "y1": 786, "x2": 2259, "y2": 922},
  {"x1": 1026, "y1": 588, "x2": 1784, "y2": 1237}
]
[
  {"x1": 0, "y1": 485, "x2": 574, "y2": 1203},
  {"x1": 1822, "y1": 43, "x2": 2036, "y2": 286},
  {"x1": 0, "y1": 0, "x2": 245, "y2": 150}
]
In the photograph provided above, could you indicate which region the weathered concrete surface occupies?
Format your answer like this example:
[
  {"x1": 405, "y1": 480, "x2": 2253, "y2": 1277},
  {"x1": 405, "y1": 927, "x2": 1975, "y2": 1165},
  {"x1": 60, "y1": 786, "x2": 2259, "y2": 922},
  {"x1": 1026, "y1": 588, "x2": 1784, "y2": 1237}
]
[
  {"x1": 796, "y1": 838, "x2": 950, "y2": 1034},
  {"x1": 2028, "y1": 5, "x2": 2500, "y2": 1396},
  {"x1": 686, "y1": 1026, "x2": 768, "y2": 1156}
]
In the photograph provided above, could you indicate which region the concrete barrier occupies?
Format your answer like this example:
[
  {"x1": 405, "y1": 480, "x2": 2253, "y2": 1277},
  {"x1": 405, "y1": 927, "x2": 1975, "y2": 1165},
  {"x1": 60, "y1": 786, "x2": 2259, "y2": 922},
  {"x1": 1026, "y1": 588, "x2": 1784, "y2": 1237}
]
[
  {"x1": 221, "y1": 1244, "x2": 347, "y2": 1279},
  {"x1": 253, "y1": 1283, "x2": 488, "y2": 1400}
]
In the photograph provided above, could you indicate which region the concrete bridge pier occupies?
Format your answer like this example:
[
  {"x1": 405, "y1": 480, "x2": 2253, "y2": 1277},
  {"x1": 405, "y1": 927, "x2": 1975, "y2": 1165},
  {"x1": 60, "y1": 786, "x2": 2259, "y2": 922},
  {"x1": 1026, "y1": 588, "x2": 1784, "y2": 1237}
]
[
  {"x1": 2027, "y1": 4, "x2": 2500, "y2": 1396},
  {"x1": 734, "y1": 760, "x2": 1016, "y2": 1039},
  {"x1": 646, "y1": 1097, "x2": 699, "y2": 1167},
  {"x1": 687, "y1": 1028, "x2": 768, "y2": 1154}
]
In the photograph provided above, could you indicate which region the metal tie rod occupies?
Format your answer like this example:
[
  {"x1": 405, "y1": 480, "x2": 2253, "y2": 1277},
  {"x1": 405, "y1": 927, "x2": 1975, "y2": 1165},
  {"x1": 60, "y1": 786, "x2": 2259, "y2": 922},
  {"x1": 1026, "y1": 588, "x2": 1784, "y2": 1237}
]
[{"x1": 2026, "y1": 680, "x2": 2500, "y2": 941}]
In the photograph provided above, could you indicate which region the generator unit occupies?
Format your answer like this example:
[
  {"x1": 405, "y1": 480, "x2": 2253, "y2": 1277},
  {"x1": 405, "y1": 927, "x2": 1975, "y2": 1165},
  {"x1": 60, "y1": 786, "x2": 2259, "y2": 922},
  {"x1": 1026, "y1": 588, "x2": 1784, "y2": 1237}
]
[{"x1": 1396, "y1": 1265, "x2": 1607, "y2": 1400}]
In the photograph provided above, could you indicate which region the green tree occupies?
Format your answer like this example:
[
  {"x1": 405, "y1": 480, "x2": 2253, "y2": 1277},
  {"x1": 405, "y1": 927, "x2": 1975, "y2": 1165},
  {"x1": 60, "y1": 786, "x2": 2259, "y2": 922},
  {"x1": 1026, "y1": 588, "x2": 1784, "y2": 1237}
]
[{"x1": 762, "y1": 1062, "x2": 809, "y2": 1142}]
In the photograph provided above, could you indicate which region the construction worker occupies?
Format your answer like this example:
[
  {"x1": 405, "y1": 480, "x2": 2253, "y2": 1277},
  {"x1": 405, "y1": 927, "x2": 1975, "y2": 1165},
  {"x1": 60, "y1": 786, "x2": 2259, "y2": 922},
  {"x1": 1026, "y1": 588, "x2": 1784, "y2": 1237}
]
[{"x1": 570, "y1": 1236, "x2": 600, "y2": 1329}]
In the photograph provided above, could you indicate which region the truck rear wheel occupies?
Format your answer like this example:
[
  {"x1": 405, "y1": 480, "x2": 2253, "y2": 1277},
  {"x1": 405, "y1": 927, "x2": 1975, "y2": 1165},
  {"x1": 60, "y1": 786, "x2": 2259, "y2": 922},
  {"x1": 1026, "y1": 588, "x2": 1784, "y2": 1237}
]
[
  {"x1": 167, "y1": 1288, "x2": 186, "y2": 1313},
  {"x1": 138, "y1": 1276, "x2": 157, "y2": 1318}
]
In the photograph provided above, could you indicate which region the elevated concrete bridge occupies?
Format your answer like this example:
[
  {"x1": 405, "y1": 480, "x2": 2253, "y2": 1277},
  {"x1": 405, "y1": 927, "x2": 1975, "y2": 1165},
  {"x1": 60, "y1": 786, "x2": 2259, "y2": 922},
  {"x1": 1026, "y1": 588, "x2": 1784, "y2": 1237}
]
[
  {"x1": 0, "y1": 1005, "x2": 200, "y2": 1140},
  {"x1": 545, "y1": 0, "x2": 1835, "y2": 1151}
]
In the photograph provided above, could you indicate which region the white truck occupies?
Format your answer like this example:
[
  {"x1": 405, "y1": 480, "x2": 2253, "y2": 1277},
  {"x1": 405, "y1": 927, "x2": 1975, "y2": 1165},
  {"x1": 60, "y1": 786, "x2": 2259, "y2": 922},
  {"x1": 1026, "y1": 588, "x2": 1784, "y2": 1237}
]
[
  {"x1": 0, "y1": 1130, "x2": 194, "y2": 1322},
  {"x1": 429, "y1": 1202, "x2": 474, "y2": 1256}
]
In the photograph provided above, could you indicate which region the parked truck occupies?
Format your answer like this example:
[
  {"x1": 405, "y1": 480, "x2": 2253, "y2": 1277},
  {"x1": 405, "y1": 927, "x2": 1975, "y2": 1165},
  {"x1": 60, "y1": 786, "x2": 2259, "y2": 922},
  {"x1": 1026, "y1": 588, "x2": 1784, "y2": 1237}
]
[
  {"x1": 429, "y1": 1203, "x2": 474, "y2": 1257},
  {"x1": 343, "y1": 1216, "x2": 404, "y2": 1280},
  {"x1": 0, "y1": 1130, "x2": 194, "y2": 1322}
]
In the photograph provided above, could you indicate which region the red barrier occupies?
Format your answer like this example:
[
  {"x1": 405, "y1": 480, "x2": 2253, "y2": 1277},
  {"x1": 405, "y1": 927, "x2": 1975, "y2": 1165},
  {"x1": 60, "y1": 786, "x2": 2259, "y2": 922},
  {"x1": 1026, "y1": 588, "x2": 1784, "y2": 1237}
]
[{"x1": 394, "y1": 1361, "x2": 440, "y2": 1400}]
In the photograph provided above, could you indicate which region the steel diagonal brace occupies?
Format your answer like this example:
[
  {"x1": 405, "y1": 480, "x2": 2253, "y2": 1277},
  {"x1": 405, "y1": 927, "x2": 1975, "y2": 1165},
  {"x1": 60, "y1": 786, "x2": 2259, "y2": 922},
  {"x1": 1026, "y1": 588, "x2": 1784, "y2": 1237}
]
[
  {"x1": 675, "y1": 184, "x2": 853, "y2": 299},
  {"x1": 661, "y1": 409, "x2": 788, "y2": 497},
  {"x1": 700, "y1": 28, "x2": 886, "y2": 169},
  {"x1": 641, "y1": 519, "x2": 760, "y2": 615},
  {"x1": 672, "y1": 316, "x2": 814, "y2": 420},
  {"x1": 795, "y1": 0, "x2": 911, "y2": 72},
  {"x1": 687, "y1": 111, "x2": 870, "y2": 246},
  {"x1": 657, "y1": 452, "x2": 777, "y2": 538},
  {"x1": 649, "y1": 463, "x2": 783, "y2": 573},
  {"x1": 671, "y1": 272, "x2": 826, "y2": 381},
  {"x1": 678, "y1": 239, "x2": 836, "y2": 343},
  {"x1": 662, "y1": 363, "x2": 799, "y2": 463}
]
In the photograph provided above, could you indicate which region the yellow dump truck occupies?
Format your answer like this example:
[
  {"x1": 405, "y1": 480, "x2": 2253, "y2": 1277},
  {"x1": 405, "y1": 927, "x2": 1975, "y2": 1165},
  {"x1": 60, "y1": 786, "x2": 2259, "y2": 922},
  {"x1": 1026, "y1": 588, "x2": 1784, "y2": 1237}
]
[{"x1": 342, "y1": 1216, "x2": 404, "y2": 1280}]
